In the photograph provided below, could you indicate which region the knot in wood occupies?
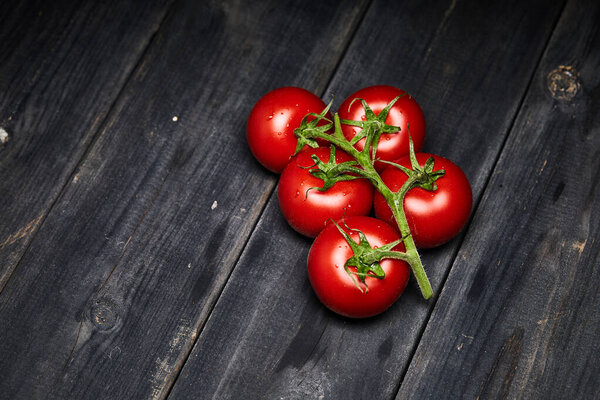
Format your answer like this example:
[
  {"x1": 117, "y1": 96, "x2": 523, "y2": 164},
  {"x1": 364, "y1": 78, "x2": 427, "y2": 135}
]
[
  {"x1": 547, "y1": 65, "x2": 580, "y2": 101},
  {"x1": 89, "y1": 298, "x2": 119, "y2": 331}
]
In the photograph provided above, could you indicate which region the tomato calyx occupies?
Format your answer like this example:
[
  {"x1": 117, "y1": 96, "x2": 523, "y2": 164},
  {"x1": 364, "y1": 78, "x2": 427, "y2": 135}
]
[
  {"x1": 293, "y1": 100, "x2": 334, "y2": 154},
  {"x1": 381, "y1": 134, "x2": 446, "y2": 192},
  {"x1": 340, "y1": 95, "x2": 405, "y2": 163},
  {"x1": 304, "y1": 146, "x2": 368, "y2": 194},
  {"x1": 332, "y1": 219, "x2": 409, "y2": 293}
]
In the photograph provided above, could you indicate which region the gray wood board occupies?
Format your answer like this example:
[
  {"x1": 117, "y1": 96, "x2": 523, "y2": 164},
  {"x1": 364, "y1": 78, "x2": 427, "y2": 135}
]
[
  {"x1": 399, "y1": 0, "x2": 600, "y2": 398},
  {"x1": 0, "y1": 0, "x2": 369, "y2": 399},
  {"x1": 0, "y1": 0, "x2": 171, "y2": 290},
  {"x1": 167, "y1": 0, "x2": 566, "y2": 398}
]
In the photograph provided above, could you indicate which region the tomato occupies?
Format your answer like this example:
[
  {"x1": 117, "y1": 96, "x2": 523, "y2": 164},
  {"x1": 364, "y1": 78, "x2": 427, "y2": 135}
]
[
  {"x1": 338, "y1": 85, "x2": 426, "y2": 171},
  {"x1": 307, "y1": 216, "x2": 410, "y2": 318},
  {"x1": 373, "y1": 153, "x2": 472, "y2": 248},
  {"x1": 277, "y1": 147, "x2": 373, "y2": 238},
  {"x1": 247, "y1": 87, "x2": 328, "y2": 173}
]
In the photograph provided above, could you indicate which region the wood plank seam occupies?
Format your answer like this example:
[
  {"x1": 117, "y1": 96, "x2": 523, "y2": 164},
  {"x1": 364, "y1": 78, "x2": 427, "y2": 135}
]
[{"x1": 392, "y1": 0, "x2": 570, "y2": 396}]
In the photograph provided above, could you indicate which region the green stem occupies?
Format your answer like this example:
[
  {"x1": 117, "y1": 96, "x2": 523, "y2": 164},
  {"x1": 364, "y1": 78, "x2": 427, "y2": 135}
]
[
  {"x1": 388, "y1": 180, "x2": 434, "y2": 299},
  {"x1": 366, "y1": 169, "x2": 433, "y2": 299},
  {"x1": 306, "y1": 114, "x2": 433, "y2": 299}
]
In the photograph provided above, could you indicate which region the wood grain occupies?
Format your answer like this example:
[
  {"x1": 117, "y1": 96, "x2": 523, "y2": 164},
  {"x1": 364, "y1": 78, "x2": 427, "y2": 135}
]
[
  {"x1": 167, "y1": 0, "x2": 566, "y2": 398},
  {"x1": 399, "y1": 0, "x2": 600, "y2": 398},
  {"x1": 0, "y1": 1, "x2": 369, "y2": 399},
  {"x1": 0, "y1": 0, "x2": 171, "y2": 290}
]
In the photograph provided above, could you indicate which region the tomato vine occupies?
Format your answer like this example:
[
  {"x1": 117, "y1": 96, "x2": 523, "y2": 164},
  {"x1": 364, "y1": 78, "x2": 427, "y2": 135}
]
[
  {"x1": 293, "y1": 104, "x2": 440, "y2": 299},
  {"x1": 248, "y1": 86, "x2": 472, "y2": 314}
]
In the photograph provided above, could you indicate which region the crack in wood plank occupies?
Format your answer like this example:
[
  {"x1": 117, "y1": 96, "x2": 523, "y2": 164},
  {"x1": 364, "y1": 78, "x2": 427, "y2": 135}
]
[
  {"x1": 422, "y1": 0, "x2": 457, "y2": 64},
  {"x1": 0, "y1": 214, "x2": 44, "y2": 251},
  {"x1": 476, "y1": 328, "x2": 524, "y2": 400},
  {"x1": 150, "y1": 321, "x2": 197, "y2": 400}
]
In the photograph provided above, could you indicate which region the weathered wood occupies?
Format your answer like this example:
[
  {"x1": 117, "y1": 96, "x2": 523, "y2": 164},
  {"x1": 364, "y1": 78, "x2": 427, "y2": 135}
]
[
  {"x1": 399, "y1": 0, "x2": 600, "y2": 398},
  {"x1": 0, "y1": 1, "x2": 369, "y2": 399},
  {"x1": 0, "y1": 0, "x2": 171, "y2": 290},
  {"x1": 167, "y1": 0, "x2": 565, "y2": 399}
]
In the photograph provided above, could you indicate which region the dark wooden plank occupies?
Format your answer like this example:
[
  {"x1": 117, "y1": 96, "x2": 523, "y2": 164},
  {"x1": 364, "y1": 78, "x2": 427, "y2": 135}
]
[
  {"x1": 0, "y1": 0, "x2": 171, "y2": 290},
  {"x1": 0, "y1": 1, "x2": 369, "y2": 399},
  {"x1": 399, "y1": 0, "x2": 600, "y2": 397},
  {"x1": 167, "y1": 0, "x2": 565, "y2": 399}
]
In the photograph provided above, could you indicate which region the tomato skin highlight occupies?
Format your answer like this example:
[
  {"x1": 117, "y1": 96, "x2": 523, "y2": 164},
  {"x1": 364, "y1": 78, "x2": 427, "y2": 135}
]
[
  {"x1": 374, "y1": 153, "x2": 473, "y2": 248},
  {"x1": 307, "y1": 216, "x2": 410, "y2": 318},
  {"x1": 246, "y1": 87, "x2": 327, "y2": 173},
  {"x1": 277, "y1": 147, "x2": 373, "y2": 238},
  {"x1": 338, "y1": 85, "x2": 426, "y2": 171}
]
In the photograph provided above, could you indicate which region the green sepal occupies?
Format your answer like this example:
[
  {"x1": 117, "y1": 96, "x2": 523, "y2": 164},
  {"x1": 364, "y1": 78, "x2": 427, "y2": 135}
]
[
  {"x1": 304, "y1": 146, "x2": 366, "y2": 193},
  {"x1": 389, "y1": 131, "x2": 446, "y2": 192},
  {"x1": 293, "y1": 99, "x2": 334, "y2": 155},
  {"x1": 418, "y1": 156, "x2": 445, "y2": 191},
  {"x1": 378, "y1": 159, "x2": 413, "y2": 175},
  {"x1": 331, "y1": 219, "x2": 408, "y2": 293},
  {"x1": 339, "y1": 94, "x2": 406, "y2": 165}
]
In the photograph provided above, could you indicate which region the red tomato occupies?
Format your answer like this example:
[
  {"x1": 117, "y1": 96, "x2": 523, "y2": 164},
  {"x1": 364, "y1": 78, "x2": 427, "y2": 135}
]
[
  {"x1": 308, "y1": 216, "x2": 410, "y2": 318},
  {"x1": 247, "y1": 87, "x2": 327, "y2": 173},
  {"x1": 278, "y1": 147, "x2": 373, "y2": 238},
  {"x1": 373, "y1": 153, "x2": 472, "y2": 248},
  {"x1": 338, "y1": 85, "x2": 426, "y2": 171}
]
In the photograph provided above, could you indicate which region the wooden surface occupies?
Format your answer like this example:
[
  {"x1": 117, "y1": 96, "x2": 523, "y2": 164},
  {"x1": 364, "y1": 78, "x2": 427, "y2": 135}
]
[{"x1": 0, "y1": 0, "x2": 598, "y2": 399}]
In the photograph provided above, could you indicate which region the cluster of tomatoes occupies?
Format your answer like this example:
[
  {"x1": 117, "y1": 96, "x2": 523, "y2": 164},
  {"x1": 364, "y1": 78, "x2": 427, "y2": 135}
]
[{"x1": 247, "y1": 86, "x2": 472, "y2": 318}]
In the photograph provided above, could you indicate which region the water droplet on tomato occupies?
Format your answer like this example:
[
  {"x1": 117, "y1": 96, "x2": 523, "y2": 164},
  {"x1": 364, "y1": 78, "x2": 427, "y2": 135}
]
[
  {"x1": 295, "y1": 190, "x2": 300, "y2": 197},
  {"x1": 334, "y1": 264, "x2": 339, "y2": 268},
  {"x1": 361, "y1": 115, "x2": 366, "y2": 121},
  {"x1": 286, "y1": 123, "x2": 289, "y2": 128}
]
